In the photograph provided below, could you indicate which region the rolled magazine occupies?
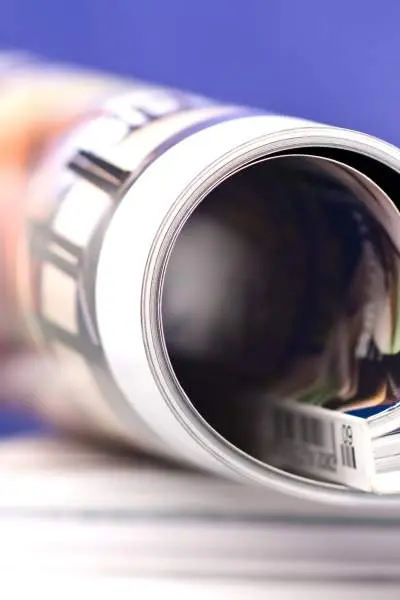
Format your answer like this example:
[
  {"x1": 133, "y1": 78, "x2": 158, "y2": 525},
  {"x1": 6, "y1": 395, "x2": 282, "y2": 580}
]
[{"x1": 1, "y1": 52, "x2": 400, "y2": 500}]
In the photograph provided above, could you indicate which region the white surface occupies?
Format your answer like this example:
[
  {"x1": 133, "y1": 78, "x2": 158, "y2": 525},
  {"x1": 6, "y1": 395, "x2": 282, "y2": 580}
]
[
  {"x1": 1, "y1": 436, "x2": 400, "y2": 583},
  {"x1": 5, "y1": 578, "x2": 400, "y2": 599}
]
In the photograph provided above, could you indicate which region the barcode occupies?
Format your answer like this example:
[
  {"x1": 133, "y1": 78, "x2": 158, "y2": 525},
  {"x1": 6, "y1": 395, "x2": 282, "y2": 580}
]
[
  {"x1": 341, "y1": 444, "x2": 357, "y2": 469},
  {"x1": 273, "y1": 407, "x2": 326, "y2": 448},
  {"x1": 268, "y1": 403, "x2": 370, "y2": 489}
]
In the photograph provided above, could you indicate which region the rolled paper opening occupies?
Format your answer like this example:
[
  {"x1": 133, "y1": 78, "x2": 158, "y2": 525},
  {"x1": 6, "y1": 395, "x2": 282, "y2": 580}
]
[{"x1": 162, "y1": 151, "x2": 400, "y2": 489}]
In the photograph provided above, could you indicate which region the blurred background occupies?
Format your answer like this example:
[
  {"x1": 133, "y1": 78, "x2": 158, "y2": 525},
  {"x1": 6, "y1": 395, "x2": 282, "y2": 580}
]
[{"x1": 0, "y1": 0, "x2": 399, "y2": 436}]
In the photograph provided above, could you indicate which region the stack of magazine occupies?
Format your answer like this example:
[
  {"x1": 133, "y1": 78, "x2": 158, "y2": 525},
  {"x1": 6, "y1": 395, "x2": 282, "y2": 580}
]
[{"x1": 2, "y1": 432, "x2": 400, "y2": 589}]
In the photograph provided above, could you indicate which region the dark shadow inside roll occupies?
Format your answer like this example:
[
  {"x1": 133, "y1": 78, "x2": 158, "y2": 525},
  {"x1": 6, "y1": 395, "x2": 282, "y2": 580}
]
[{"x1": 162, "y1": 152, "x2": 396, "y2": 470}]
